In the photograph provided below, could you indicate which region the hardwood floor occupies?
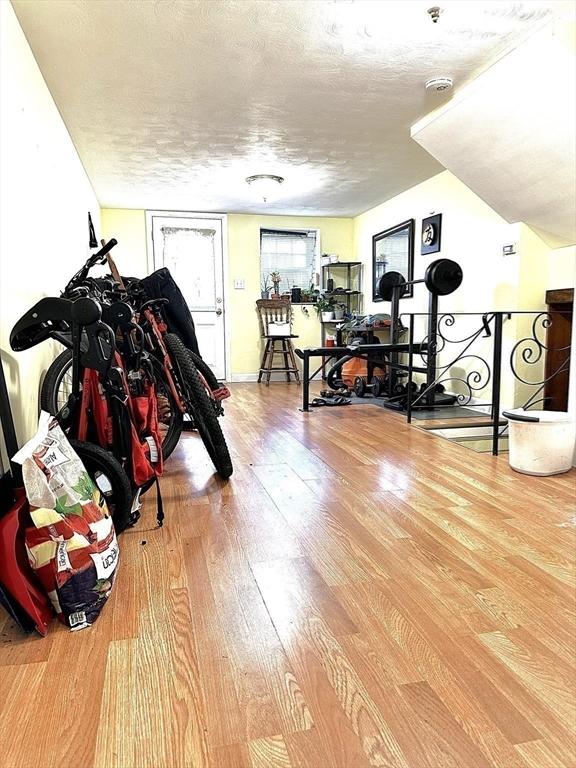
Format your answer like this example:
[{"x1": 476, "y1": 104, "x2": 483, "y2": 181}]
[{"x1": 1, "y1": 383, "x2": 575, "y2": 768}]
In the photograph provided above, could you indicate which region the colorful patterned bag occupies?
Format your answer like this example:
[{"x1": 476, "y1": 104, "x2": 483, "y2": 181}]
[{"x1": 13, "y1": 413, "x2": 119, "y2": 630}]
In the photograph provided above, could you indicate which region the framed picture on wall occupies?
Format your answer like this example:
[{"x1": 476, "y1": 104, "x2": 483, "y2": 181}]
[
  {"x1": 372, "y1": 219, "x2": 415, "y2": 301},
  {"x1": 421, "y1": 213, "x2": 442, "y2": 255}
]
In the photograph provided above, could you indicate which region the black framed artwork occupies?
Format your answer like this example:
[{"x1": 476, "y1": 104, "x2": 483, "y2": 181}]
[
  {"x1": 421, "y1": 213, "x2": 442, "y2": 255},
  {"x1": 372, "y1": 219, "x2": 415, "y2": 301}
]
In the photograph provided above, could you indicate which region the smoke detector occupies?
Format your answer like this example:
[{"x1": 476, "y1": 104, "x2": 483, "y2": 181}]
[
  {"x1": 427, "y1": 6, "x2": 442, "y2": 24},
  {"x1": 425, "y1": 77, "x2": 453, "y2": 92}
]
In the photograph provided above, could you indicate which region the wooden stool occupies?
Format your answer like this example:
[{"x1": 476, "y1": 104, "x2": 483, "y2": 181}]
[{"x1": 256, "y1": 299, "x2": 301, "y2": 385}]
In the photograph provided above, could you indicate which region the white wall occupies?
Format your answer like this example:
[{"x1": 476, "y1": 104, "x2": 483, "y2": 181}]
[{"x1": 0, "y1": 2, "x2": 101, "y2": 445}]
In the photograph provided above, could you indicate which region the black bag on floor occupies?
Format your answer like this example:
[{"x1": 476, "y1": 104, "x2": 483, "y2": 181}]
[{"x1": 139, "y1": 268, "x2": 201, "y2": 357}]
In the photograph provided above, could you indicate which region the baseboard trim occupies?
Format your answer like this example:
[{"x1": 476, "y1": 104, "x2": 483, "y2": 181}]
[
  {"x1": 230, "y1": 374, "x2": 259, "y2": 383},
  {"x1": 230, "y1": 372, "x2": 322, "y2": 383}
]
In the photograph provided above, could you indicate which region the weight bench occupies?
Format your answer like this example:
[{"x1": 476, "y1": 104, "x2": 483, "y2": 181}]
[{"x1": 295, "y1": 342, "x2": 426, "y2": 412}]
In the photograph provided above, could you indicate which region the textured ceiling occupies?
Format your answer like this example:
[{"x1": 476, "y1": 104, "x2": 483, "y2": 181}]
[
  {"x1": 412, "y1": 21, "x2": 576, "y2": 246},
  {"x1": 12, "y1": 0, "x2": 560, "y2": 216}
]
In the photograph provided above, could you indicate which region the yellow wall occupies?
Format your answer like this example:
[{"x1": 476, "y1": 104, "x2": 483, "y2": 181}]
[
  {"x1": 0, "y1": 2, "x2": 100, "y2": 446},
  {"x1": 353, "y1": 170, "x2": 533, "y2": 315},
  {"x1": 548, "y1": 245, "x2": 576, "y2": 291},
  {"x1": 101, "y1": 177, "x2": 574, "y2": 396},
  {"x1": 353, "y1": 170, "x2": 575, "y2": 408},
  {"x1": 101, "y1": 210, "x2": 354, "y2": 378},
  {"x1": 100, "y1": 209, "x2": 147, "y2": 277},
  {"x1": 227, "y1": 214, "x2": 353, "y2": 376}
]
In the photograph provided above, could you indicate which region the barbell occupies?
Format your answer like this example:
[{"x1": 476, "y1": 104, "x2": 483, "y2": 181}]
[{"x1": 378, "y1": 258, "x2": 463, "y2": 301}]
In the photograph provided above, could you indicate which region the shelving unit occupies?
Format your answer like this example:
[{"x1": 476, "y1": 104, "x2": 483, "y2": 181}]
[{"x1": 320, "y1": 261, "x2": 363, "y2": 347}]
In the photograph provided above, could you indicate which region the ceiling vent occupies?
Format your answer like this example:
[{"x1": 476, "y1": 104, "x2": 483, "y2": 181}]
[{"x1": 425, "y1": 77, "x2": 453, "y2": 93}]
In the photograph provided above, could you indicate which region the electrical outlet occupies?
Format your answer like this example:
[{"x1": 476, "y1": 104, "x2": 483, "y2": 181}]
[{"x1": 234, "y1": 279, "x2": 245, "y2": 289}]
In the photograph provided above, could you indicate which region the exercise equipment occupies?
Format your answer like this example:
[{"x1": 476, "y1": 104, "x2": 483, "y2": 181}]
[
  {"x1": 378, "y1": 258, "x2": 463, "y2": 301},
  {"x1": 377, "y1": 258, "x2": 463, "y2": 409},
  {"x1": 353, "y1": 375, "x2": 385, "y2": 398}
]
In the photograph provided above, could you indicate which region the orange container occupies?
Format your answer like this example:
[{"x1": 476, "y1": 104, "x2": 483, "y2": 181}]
[{"x1": 341, "y1": 356, "x2": 386, "y2": 386}]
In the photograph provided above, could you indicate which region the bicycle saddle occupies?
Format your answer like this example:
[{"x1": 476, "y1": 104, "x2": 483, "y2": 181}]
[
  {"x1": 71, "y1": 297, "x2": 101, "y2": 326},
  {"x1": 10, "y1": 297, "x2": 73, "y2": 351},
  {"x1": 102, "y1": 300, "x2": 133, "y2": 328}
]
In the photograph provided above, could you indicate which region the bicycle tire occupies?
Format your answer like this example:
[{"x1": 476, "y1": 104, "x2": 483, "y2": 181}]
[
  {"x1": 40, "y1": 348, "x2": 183, "y2": 461},
  {"x1": 69, "y1": 439, "x2": 133, "y2": 534},
  {"x1": 40, "y1": 349, "x2": 76, "y2": 414},
  {"x1": 186, "y1": 348, "x2": 220, "y2": 392},
  {"x1": 148, "y1": 356, "x2": 183, "y2": 460},
  {"x1": 163, "y1": 333, "x2": 233, "y2": 479}
]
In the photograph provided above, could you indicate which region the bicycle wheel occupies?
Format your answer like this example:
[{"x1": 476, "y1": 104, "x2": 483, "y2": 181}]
[
  {"x1": 40, "y1": 349, "x2": 76, "y2": 414},
  {"x1": 40, "y1": 349, "x2": 183, "y2": 461},
  {"x1": 163, "y1": 333, "x2": 233, "y2": 479},
  {"x1": 148, "y1": 356, "x2": 183, "y2": 460},
  {"x1": 69, "y1": 439, "x2": 133, "y2": 534},
  {"x1": 186, "y1": 349, "x2": 220, "y2": 392}
]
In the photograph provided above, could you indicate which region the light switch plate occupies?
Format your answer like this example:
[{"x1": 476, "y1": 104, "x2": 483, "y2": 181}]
[{"x1": 234, "y1": 279, "x2": 245, "y2": 289}]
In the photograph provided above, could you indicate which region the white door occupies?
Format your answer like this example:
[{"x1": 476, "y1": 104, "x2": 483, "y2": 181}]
[{"x1": 149, "y1": 214, "x2": 226, "y2": 379}]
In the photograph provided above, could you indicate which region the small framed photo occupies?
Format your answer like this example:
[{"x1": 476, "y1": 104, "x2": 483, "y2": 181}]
[{"x1": 421, "y1": 213, "x2": 442, "y2": 255}]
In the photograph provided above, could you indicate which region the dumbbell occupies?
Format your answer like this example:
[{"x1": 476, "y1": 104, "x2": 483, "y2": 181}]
[
  {"x1": 419, "y1": 382, "x2": 445, "y2": 394},
  {"x1": 354, "y1": 376, "x2": 385, "y2": 398},
  {"x1": 378, "y1": 258, "x2": 463, "y2": 300}
]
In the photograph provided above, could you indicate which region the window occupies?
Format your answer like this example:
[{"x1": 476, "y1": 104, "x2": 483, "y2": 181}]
[{"x1": 260, "y1": 229, "x2": 318, "y2": 293}]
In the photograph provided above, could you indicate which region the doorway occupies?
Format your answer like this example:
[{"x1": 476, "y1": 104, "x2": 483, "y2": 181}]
[
  {"x1": 544, "y1": 288, "x2": 573, "y2": 411},
  {"x1": 147, "y1": 212, "x2": 227, "y2": 380}
]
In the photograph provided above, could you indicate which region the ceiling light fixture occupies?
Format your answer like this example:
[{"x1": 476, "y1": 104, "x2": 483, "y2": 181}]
[{"x1": 245, "y1": 174, "x2": 284, "y2": 202}]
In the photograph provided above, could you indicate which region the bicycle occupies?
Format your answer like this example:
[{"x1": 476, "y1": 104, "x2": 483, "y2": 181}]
[
  {"x1": 10, "y1": 288, "x2": 160, "y2": 532},
  {"x1": 40, "y1": 240, "x2": 233, "y2": 479}
]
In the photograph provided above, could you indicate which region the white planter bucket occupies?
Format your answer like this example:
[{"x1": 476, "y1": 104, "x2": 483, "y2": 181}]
[
  {"x1": 321, "y1": 311, "x2": 334, "y2": 322},
  {"x1": 503, "y1": 409, "x2": 575, "y2": 476}
]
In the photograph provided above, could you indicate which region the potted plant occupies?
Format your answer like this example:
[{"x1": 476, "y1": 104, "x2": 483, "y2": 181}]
[
  {"x1": 333, "y1": 302, "x2": 346, "y2": 321},
  {"x1": 260, "y1": 276, "x2": 271, "y2": 299},
  {"x1": 314, "y1": 295, "x2": 336, "y2": 322},
  {"x1": 270, "y1": 271, "x2": 281, "y2": 296}
]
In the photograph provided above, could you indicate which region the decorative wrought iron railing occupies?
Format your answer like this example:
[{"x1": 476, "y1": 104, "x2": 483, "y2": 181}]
[{"x1": 402, "y1": 310, "x2": 572, "y2": 455}]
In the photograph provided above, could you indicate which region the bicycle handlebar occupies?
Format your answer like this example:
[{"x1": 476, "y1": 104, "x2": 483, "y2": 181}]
[
  {"x1": 64, "y1": 238, "x2": 118, "y2": 294},
  {"x1": 93, "y1": 238, "x2": 117, "y2": 260},
  {"x1": 83, "y1": 238, "x2": 118, "y2": 273}
]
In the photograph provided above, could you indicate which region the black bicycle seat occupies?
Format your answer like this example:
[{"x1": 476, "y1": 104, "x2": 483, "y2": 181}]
[
  {"x1": 71, "y1": 297, "x2": 101, "y2": 326},
  {"x1": 102, "y1": 300, "x2": 133, "y2": 328},
  {"x1": 10, "y1": 297, "x2": 73, "y2": 351}
]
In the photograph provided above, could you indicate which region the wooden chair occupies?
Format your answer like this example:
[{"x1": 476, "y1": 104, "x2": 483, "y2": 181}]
[{"x1": 256, "y1": 298, "x2": 300, "y2": 385}]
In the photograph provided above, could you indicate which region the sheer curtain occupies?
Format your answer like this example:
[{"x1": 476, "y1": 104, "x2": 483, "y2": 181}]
[
  {"x1": 260, "y1": 229, "x2": 317, "y2": 292},
  {"x1": 160, "y1": 226, "x2": 216, "y2": 310}
]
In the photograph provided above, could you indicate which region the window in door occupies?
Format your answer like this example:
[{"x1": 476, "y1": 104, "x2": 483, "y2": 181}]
[
  {"x1": 148, "y1": 213, "x2": 227, "y2": 380},
  {"x1": 260, "y1": 229, "x2": 318, "y2": 294}
]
